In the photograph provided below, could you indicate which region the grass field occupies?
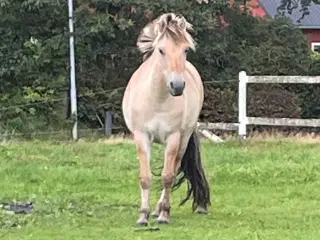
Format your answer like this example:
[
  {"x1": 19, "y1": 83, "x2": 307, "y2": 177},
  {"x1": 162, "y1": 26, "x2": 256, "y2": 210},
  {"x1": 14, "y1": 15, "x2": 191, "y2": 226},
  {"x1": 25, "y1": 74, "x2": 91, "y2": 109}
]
[{"x1": 1, "y1": 139, "x2": 320, "y2": 239}]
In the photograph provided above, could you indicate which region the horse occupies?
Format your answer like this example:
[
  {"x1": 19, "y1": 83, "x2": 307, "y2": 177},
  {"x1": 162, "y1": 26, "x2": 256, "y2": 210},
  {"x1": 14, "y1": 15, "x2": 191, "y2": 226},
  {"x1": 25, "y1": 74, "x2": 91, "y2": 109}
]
[{"x1": 122, "y1": 13, "x2": 211, "y2": 226}]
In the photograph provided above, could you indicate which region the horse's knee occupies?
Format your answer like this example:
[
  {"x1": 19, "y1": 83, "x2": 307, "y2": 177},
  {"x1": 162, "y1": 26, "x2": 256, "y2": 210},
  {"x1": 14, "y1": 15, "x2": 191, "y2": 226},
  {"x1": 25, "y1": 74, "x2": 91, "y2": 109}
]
[
  {"x1": 140, "y1": 175, "x2": 152, "y2": 189},
  {"x1": 161, "y1": 172, "x2": 174, "y2": 188}
]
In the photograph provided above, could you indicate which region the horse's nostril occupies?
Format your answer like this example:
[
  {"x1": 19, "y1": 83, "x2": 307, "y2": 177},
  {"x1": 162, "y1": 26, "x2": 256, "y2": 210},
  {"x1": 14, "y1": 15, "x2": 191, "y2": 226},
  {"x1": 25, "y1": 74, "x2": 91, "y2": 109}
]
[
  {"x1": 183, "y1": 82, "x2": 185, "y2": 87},
  {"x1": 170, "y1": 82, "x2": 174, "y2": 88}
]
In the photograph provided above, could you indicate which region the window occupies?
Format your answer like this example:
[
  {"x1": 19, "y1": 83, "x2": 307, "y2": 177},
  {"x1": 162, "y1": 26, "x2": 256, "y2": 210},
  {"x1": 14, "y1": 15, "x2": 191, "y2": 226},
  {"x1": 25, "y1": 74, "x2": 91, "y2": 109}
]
[{"x1": 311, "y1": 42, "x2": 320, "y2": 53}]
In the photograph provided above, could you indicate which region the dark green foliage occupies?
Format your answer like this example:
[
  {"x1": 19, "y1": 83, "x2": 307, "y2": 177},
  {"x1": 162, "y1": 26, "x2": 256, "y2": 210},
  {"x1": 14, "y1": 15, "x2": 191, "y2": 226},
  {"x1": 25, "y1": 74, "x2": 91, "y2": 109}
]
[
  {"x1": 0, "y1": 0, "x2": 70, "y2": 133},
  {"x1": 0, "y1": 0, "x2": 319, "y2": 136}
]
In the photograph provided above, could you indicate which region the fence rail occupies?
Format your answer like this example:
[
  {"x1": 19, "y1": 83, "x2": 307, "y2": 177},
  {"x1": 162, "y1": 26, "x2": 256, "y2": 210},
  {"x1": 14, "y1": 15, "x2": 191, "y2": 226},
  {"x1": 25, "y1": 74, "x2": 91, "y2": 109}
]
[
  {"x1": 247, "y1": 75, "x2": 320, "y2": 84},
  {"x1": 247, "y1": 117, "x2": 320, "y2": 128},
  {"x1": 197, "y1": 122, "x2": 238, "y2": 131}
]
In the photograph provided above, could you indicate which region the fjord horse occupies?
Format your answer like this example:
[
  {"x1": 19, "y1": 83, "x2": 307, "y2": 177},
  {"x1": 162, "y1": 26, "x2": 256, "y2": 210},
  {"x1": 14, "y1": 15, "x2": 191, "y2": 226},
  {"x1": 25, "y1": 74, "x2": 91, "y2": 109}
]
[{"x1": 122, "y1": 13, "x2": 211, "y2": 226}]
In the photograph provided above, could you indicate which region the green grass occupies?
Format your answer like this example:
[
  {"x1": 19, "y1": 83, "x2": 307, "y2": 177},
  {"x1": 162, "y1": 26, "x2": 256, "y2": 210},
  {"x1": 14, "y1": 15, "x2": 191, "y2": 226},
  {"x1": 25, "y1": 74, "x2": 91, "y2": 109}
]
[{"x1": 1, "y1": 139, "x2": 320, "y2": 239}]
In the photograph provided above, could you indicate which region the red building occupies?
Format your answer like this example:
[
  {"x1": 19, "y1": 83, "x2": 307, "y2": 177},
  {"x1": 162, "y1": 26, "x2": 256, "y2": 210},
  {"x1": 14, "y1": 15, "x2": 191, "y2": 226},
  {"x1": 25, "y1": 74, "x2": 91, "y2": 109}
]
[{"x1": 237, "y1": 0, "x2": 320, "y2": 52}]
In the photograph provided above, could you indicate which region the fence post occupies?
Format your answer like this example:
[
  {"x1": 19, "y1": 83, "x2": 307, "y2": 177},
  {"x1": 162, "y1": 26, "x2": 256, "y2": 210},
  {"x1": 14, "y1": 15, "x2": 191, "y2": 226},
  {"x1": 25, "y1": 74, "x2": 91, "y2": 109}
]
[
  {"x1": 238, "y1": 71, "x2": 248, "y2": 139},
  {"x1": 105, "y1": 111, "x2": 113, "y2": 137},
  {"x1": 68, "y1": 0, "x2": 78, "y2": 141}
]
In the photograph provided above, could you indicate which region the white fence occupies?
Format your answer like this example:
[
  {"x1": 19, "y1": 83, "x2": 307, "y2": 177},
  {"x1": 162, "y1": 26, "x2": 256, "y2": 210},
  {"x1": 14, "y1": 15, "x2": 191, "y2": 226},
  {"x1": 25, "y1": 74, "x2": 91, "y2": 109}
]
[
  {"x1": 238, "y1": 71, "x2": 320, "y2": 138},
  {"x1": 198, "y1": 72, "x2": 320, "y2": 139}
]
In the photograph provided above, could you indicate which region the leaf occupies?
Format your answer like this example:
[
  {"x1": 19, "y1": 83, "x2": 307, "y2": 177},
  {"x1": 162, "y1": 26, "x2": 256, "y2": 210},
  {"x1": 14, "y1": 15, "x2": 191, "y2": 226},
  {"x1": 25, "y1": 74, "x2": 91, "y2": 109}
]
[
  {"x1": 29, "y1": 108, "x2": 36, "y2": 115},
  {"x1": 15, "y1": 108, "x2": 22, "y2": 114}
]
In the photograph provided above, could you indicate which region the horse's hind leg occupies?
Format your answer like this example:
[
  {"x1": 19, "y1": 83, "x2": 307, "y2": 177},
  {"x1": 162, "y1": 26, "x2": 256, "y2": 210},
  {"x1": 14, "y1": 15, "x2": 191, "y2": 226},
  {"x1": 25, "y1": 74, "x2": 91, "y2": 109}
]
[
  {"x1": 134, "y1": 131, "x2": 152, "y2": 226},
  {"x1": 154, "y1": 132, "x2": 180, "y2": 224}
]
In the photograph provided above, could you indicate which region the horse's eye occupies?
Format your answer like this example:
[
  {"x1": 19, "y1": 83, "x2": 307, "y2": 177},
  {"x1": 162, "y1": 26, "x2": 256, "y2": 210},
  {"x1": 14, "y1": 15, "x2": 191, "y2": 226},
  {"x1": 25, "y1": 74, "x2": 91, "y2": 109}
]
[{"x1": 159, "y1": 49, "x2": 165, "y2": 55}]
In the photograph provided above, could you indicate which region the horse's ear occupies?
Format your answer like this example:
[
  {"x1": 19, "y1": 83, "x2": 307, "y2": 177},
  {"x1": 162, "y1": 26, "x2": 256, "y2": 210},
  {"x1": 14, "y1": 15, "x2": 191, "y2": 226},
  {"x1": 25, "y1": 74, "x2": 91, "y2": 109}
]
[
  {"x1": 177, "y1": 15, "x2": 193, "y2": 32},
  {"x1": 182, "y1": 18, "x2": 193, "y2": 32},
  {"x1": 185, "y1": 22, "x2": 193, "y2": 32},
  {"x1": 155, "y1": 15, "x2": 168, "y2": 34},
  {"x1": 158, "y1": 21, "x2": 167, "y2": 34}
]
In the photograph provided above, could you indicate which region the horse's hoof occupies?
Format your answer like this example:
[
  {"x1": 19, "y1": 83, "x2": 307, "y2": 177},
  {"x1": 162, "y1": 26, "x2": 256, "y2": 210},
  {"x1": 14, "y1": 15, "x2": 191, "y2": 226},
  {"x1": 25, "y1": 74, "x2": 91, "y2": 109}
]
[
  {"x1": 151, "y1": 212, "x2": 159, "y2": 218},
  {"x1": 196, "y1": 210, "x2": 208, "y2": 215},
  {"x1": 136, "y1": 221, "x2": 148, "y2": 227},
  {"x1": 195, "y1": 206, "x2": 208, "y2": 215},
  {"x1": 156, "y1": 216, "x2": 170, "y2": 224},
  {"x1": 157, "y1": 219, "x2": 169, "y2": 224}
]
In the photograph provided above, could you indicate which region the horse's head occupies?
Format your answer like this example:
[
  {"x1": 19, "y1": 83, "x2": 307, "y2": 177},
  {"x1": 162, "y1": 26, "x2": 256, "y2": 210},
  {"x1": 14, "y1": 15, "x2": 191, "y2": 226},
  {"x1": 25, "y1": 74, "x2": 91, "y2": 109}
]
[{"x1": 137, "y1": 13, "x2": 196, "y2": 97}]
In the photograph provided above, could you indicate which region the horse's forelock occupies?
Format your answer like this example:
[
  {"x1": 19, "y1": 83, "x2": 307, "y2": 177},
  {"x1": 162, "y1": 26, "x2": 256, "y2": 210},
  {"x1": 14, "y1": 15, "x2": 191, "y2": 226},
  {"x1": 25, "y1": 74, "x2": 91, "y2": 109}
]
[{"x1": 137, "y1": 13, "x2": 195, "y2": 60}]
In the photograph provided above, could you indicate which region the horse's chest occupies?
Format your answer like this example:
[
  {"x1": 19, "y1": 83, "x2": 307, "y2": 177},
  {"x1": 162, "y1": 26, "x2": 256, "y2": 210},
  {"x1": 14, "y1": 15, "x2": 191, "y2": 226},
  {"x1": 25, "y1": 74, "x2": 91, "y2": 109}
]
[{"x1": 145, "y1": 116, "x2": 176, "y2": 143}]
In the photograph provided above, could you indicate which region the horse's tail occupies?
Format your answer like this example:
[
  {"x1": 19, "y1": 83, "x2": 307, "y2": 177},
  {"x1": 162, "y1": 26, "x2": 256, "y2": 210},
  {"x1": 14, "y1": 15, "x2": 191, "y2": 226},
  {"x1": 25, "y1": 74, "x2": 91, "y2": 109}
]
[{"x1": 172, "y1": 131, "x2": 211, "y2": 211}]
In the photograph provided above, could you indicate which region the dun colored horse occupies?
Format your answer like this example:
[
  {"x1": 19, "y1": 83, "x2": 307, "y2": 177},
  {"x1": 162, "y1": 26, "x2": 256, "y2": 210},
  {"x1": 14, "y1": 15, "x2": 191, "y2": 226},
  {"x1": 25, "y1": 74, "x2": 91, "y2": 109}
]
[{"x1": 122, "y1": 13, "x2": 211, "y2": 226}]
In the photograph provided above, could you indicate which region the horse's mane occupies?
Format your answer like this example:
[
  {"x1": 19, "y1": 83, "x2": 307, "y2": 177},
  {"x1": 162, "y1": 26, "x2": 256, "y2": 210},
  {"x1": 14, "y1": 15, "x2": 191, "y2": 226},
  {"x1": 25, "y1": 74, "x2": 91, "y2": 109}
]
[{"x1": 137, "y1": 13, "x2": 196, "y2": 61}]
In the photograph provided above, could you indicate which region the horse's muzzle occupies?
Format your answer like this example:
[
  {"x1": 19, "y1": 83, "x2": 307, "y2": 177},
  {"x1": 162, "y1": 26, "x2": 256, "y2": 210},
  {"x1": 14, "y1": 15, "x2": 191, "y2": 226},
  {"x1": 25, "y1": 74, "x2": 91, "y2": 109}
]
[{"x1": 168, "y1": 74, "x2": 185, "y2": 96}]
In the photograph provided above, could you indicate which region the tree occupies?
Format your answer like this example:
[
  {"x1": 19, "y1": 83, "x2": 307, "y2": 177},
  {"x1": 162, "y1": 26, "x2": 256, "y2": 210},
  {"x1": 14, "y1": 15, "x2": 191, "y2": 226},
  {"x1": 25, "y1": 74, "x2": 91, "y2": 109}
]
[{"x1": 276, "y1": 0, "x2": 320, "y2": 23}]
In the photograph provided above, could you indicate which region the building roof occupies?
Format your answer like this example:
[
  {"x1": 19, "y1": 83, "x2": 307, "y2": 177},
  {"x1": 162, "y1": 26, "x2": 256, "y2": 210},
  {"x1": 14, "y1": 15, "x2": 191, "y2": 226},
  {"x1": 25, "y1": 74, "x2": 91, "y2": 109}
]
[{"x1": 258, "y1": 0, "x2": 320, "y2": 29}]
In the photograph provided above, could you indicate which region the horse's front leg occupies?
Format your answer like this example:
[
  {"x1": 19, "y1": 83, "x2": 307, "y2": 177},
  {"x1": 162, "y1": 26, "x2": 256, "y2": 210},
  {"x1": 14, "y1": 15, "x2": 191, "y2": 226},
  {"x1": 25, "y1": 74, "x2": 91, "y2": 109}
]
[
  {"x1": 134, "y1": 131, "x2": 152, "y2": 226},
  {"x1": 155, "y1": 132, "x2": 180, "y2": 224},
  {"x1": 151, "y1": 155, "x2": 181, "y2": 219}
]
